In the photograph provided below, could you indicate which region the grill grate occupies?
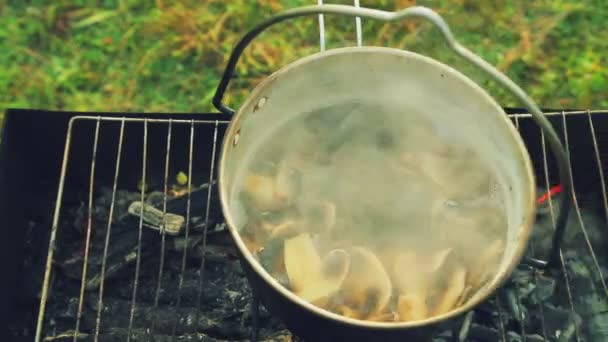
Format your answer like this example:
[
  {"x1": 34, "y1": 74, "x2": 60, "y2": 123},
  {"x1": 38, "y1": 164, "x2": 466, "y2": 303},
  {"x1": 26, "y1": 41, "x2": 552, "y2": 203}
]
[
  {"x1": 31, "y1": 3, "x2": 608, "y2": 342},
  {"x1": 36, "y1": 117, "x2": 231, "y2": 342},
  {"x1": 33, "y1": 114, "x2": 608, "y2": 342}
]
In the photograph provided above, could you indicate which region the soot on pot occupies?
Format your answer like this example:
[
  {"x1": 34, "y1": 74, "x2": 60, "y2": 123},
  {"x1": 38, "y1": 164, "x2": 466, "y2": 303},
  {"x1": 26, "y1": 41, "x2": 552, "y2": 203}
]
[{"x1": 229, "y1": 102, "x2": 508, "y2": 323}]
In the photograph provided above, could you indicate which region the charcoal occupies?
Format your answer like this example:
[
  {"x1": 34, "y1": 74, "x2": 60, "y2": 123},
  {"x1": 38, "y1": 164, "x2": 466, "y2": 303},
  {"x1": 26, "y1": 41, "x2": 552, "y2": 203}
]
[
  {"x1": 85, "y1": 299, "x2": 246, "y2": 337},
  {"x1": 530, "y1": 274, "x2": 556, "y2": 305},
  {"x1": 95, "y1": 188, "x2": 142, "y2": 223},
  {"x1": 561, "y1": 251, "x2": 608, "y2": 340},
  {"x1": 503, "y1": 288, "x2": 529, "y2": 326},
  {"x1": 505, "y1": 331, "x2": 545, "y2": 342},
  {"x1": 185, "y1": 242, "x2": 240, "y2": 264},
  {"x1": 45, "y1": 255, "x2": 285, "y2": 340},
  {"x1": 42, "y1": 327, "x2": 293, "y2": 342},
  {"x1": 468, "y1": 323, "x2": 501, "y2": 341},
  {"x1": 531, "y1": 192, "x2": 608, "y2": 263},
  {"x1": 586, "y1": 311, "x2": 608, "y2": 342},
  {"x1": 78, "y1": 295, "x2": 282, "y2": 339},
  {"x1": 168, "y1": 231, "x2": 238, "y2": 264},
  {"x1": 42, "y1": 329, "x2": 222, "y2": 342},
  {"x1": 105, "y1": 260, "x2": 250, "y2": 306},
  {"x1": 539, "y1": 303, "x2": 576, "y2": 340}
]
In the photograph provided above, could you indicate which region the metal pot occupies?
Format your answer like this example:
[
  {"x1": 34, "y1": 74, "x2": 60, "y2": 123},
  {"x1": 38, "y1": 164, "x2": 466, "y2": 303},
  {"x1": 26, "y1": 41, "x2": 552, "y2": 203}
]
[{"x1": 213, "y1": 5, "x2": 572, "y2": 342}]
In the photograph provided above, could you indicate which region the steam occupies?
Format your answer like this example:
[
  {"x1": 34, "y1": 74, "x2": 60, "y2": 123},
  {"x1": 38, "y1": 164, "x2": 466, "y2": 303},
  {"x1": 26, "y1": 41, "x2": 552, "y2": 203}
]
[{"x1": 230, "y1": 100, "x2": 508, "y2": 320}]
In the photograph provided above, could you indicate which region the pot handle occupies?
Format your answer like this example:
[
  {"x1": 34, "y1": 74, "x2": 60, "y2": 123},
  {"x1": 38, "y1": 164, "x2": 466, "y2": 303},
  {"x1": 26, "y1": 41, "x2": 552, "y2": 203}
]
[{"x1": 212, "y1": 4, "x2": 572, "y2": 271}]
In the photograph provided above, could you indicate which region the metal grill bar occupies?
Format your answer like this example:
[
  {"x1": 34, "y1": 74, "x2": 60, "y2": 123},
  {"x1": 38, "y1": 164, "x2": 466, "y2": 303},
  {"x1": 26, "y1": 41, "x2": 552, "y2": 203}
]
[
  {"x1": 94, "y1": 118, "x2": 126, "y2": 342},
  {"x1": 126, "y1": 118, "x2": 148, "y2": 342},
  {"x1": 541, "y1": 130, "x2": 582, "y2": 341},
  {"x1": 73, "y1": 117, "x2": 101, "y2": 342},
  {"x1": 195, "y1": 120, "x2": 220, "y2": 332},
  {"x1": 353, "y1": 0, "x2": 362, "y2": 47},
  {"x1": 511, "y1": 109, "x2": 607, "y2": 118},
  {"x1": 512, "y1": 115, "x2": 551, "y2": 340},
  {"x1": 35, "y1": 118, "x2": 76, "y2": 342},
  {"x1": 587, "y1": 110, "x2": 608, "y2": 230},
  {"x1": 317, "y1": 0, "x2": 325, "y2": 51},
  {"x1": 561, "y1": 111, "x2": 608, "y2": 298},
  {"x1": 171, "y1": 120, "x2": 196, "y2": 340},
  {"x1": 316, "y1": 0, "x2": 363, "y2": 51},
  {"x1": 511, "y1": 116, "x2": 528, "y2": 341},
  {"x1": 150, "y1": 120, "x2": 173, "y2": 334},
  {"x1": 493, "y1": 296, "x2": 508, "y2": 342}
]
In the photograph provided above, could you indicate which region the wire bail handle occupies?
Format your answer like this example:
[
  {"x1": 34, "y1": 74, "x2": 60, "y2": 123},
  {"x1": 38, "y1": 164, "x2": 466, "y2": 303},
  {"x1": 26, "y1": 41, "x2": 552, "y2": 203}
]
[{"x1": 212, "y1": 4, "x2": 572, "y2": 270}]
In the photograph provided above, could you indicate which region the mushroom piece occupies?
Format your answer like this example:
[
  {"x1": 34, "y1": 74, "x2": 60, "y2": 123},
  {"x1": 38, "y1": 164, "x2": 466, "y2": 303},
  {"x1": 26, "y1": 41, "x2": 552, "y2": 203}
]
[
  {"x1": 274, "y1": 159, "x2": 302, "y2": 206},
  {"x1": 392, "y1": 248, "x2": 452, "y2": 321},
  {"x1": 334, "y1": 305, "x2": 364, "y2": 320},
  {"x1": 340, "y1": 246, "x2": 393, "y2": 318},
  {"x1": 368, "y1": 310, "x2": 399, "y2": 322},
  {"x1": 397, "y1": 294, "x2": 429, "y2": 321},
  {"x1": 284, "y1": 233, "x2": 350, "y2": 306},
  {"x1": 243, "y1": 174, "x2": 281, "y2": 211},
  {"x1": 432, "y1": 266, "x2": 467, "y2": 316},
  {"x1": 467, "y1": 239, "x2": 504, "y2": 291},
  {"x1": 304, "y1": 201, "x2": 337, "y2": 233},
  {"x1": 456, "y1": 286, "x2": 474, "y2": 308},
  {"x1": 413, "y1": 149, "x2": 492, "y2": 200},
  {"x1": 267, "y1": 220, "x2": 303, "y2": 240},
  {"x1": 429, "y1": 248, "x2": 453, "y2": 273},
  {"x1": 301, "y1": 249, "x2": 351, "y2": 307}
]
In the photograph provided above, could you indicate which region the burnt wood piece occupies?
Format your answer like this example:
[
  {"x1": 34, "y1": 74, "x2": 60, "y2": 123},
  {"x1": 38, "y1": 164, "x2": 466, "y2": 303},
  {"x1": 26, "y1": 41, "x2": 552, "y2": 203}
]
[
  {"x1": 56, "y1": 183, "x2": 225, "y2": 289},
  {"x1": 144, "y1": 181, "x2": 224, "y2": 233}
]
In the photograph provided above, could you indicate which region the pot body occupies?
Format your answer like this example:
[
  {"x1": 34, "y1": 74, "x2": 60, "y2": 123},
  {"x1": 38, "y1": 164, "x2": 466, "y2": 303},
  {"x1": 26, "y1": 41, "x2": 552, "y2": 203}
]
[{"x1": 218, "y1": 47, "x2": 537, "y2": 340}]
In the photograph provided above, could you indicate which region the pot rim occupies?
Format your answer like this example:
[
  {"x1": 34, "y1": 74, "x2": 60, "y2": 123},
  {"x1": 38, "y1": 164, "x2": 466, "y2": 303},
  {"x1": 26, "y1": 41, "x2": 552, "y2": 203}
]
[{"x1": 218, "y1": 46, "x2": 537, "y2": 330}]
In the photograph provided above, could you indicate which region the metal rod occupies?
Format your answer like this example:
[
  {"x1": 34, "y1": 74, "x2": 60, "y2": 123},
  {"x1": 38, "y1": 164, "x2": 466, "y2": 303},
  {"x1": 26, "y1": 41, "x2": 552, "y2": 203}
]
[
  {"x1": 513, "y1": 116, "x2": 548, "y2": 340},
  {"x1": 457, "y1": 311, "x2": 474, "y2": 341},
  {"x1": 62, "y1": 111, "x2": 608, "y2": 122},
  {"x1": 195, "y1": 120, "x2": 220, "y2": 331},
  {"x1": 151, "y1": 119, "x2": 173, "y2": 333},
  {"x1": 34, "y1": 117, "x2": 77, "y2": 342},
  {"x1": 317, "y1": 0, "x2": 326, "y2": 51},
  {"x1": 561, "y1": 111, "x2": 608, "y2": 298},
  {"x1": 126, "y1": 118, "x2": 148, "y2": 342},
  {"x1": 509, "y1": 110, "x2": 608, "y2": 118},
  {"x1": 515, "y1": 292, "x2": 526, "y2": 341},
  {"x1": 493, "y1": 295, "x2": 508, "y2": 342},
  {"x1": 171, "y1": 120, "x2": 196, "y2": 340},
  {"x1": 511, "y1": 118, "x2": 532, "y2": 342},
  {"x1": 354, "y1": 0, "x2": 363, "y2": 47},
  {"x1": 73, "y1": 117, "x2": 101, "y2": 342},
  {"x1": 587, "y1": 110, "x2": 608, "y2": 237},
  {"x1": 541, "y1": 129, "x2": 582, "y2": 342},
  {"x1": 68, "y1": 115, "x2": 230, "y2": 124},
  {"x1": 94, "y1": 118, "x2": 126, "y2": 342}
]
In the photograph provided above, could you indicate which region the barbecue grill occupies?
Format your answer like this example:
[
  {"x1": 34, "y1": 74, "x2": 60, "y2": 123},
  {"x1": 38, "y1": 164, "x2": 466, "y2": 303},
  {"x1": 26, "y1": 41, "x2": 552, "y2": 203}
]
[{"x1": 3, "y1": 2, "x2": 608, "y2": 342}]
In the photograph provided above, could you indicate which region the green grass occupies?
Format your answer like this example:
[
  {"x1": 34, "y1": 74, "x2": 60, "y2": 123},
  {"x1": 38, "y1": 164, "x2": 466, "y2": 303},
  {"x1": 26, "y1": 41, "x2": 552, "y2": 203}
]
[{"x1": 1, "y1": 0, "x2": 607, "y2": 118}]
